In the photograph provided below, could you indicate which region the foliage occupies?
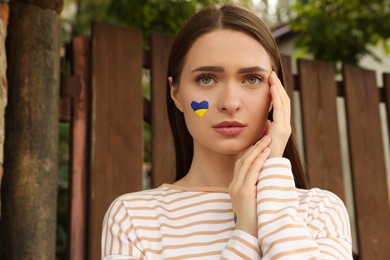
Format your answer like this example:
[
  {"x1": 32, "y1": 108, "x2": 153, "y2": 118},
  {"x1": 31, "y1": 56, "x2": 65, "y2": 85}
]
[
  {"x1": 57, "y1": 123, "x2": 70, "y2": 260},
  {"x1": 290, "y1": 0, "x2": 390, "y2": 64},
  {"x1": 106, "y1": 0, "x2": 212, "y2": 39},
  {"x1": 68, "y1": 0, "x2": 252, "y2": 45}
]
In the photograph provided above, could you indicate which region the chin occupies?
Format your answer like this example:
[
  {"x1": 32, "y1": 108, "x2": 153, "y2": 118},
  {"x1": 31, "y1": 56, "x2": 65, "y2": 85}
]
[{"x1": 214, "y1": 142, "x2": 252, "y2": 156}]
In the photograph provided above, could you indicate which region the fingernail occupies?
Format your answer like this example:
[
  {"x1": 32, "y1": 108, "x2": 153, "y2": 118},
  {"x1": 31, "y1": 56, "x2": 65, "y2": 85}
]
[{"x1": 262, "y1": 135, "x2": 271, "y2": 142}]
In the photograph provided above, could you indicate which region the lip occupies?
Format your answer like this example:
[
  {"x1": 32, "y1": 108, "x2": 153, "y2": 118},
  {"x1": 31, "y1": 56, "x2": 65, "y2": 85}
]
[{"x1": 212, "y1": 121, "x2": 246, "y2": 135}]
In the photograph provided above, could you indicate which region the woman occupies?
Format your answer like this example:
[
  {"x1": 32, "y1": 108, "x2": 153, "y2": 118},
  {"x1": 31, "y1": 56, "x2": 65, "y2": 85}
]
[{"x1": 102, "y1": 4, "x2": 352, "y2": 259}]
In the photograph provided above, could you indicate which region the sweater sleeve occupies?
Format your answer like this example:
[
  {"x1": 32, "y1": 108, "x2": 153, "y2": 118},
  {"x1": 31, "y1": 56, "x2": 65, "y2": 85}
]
[
  {"x1": 257, "y1": 158, "x2": 352, "y2": 259},
  {"x1": 101, "y1": 197, "x2": 144, "y2": 260},
  {"x1": 221, "y1": 229, "x2": 261, "y2": 259}
]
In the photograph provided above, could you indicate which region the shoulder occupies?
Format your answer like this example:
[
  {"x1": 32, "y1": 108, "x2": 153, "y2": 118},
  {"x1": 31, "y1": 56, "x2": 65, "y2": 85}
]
[
  {"x1": 297, "y1": 186, "x2": 341, "y2": 199},
  {"x1": 296, "y1": 187, "x2": 350, "y2": 227},
  {"x1": 296, "y1": 187, "x2": 346, "y2": 209},
  {"x1": 296, "y1": 187, "x2": 348, "y2": 216},
  {"x1": 104, "y1": 184, "x2": 212, "y2": 215},
  {"x1": 107, "y1": 185, "x2": 179, "y2": 208},
  {"x1": 296, "y1": 188, "x2": 351, "y2": 241},
  {"x1": 103, "y1": 186, "x2": 171, "y2": 216}
]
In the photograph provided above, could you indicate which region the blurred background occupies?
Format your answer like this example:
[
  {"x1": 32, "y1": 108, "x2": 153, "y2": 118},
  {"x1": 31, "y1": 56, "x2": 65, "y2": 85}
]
[
  {"x1": 0, "y1": 0, "x2": 389, "y2": 259},
  {"x1": 56, "y1": 0, "x2": 390, "y2": 259}
]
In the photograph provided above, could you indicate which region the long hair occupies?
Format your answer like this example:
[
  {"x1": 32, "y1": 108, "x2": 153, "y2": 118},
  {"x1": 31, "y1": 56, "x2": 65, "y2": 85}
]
[{"x1": 166, "y1": 4, "x2": 309, "y2": 189}]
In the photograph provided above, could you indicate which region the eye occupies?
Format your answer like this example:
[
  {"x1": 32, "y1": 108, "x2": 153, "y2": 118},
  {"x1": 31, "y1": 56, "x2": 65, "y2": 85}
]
[
  {"x1": 196, "y1": 74, "x2": 216, "y2": 85},
  {"x1": 244, "y1": 75, "x2": 262, "y2": 85}
]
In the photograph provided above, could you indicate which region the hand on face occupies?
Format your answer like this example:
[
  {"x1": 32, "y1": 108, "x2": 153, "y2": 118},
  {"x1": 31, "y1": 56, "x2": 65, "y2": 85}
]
[
  {"x1": 228, "y1": 135, "x2": 271, "y2": 237},
  {"x1": 228, "y1": 71, "x2": 291, "y2": 237},
  {"x1": 263, "y1": 71, "x2": 292, "y2": 158}
]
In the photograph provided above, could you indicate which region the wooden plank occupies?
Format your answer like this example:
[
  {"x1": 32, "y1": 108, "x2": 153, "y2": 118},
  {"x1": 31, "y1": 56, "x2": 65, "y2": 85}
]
[
  {"x1": 59, "y1": 75, "x2": 80, "y2": 122},
  {"x1": 59, "y1": 96, "x2": 72, "y2": 122},
  {"x1": 60, "y1": 75, "x2": 81, "y2": 98},
  {"x1": 68, "y1": 37, "x2": 90, "y2": 260},
  {"x1": 298, "y1": 59, "x2": 345, "y2": 200},
  {"x1": 89, "y1": 23, "x2": 143, "y2": 260},
  {"x1": 343, "y1": 65, "x2": 390, "y2": 260},
  {"x1": 143, "y1": 97, "x2": 151, "y2": 123},
  {"x1": 384, "y1": 73, "x2": 390, "y2": 141},
  {"x1": 150, "y1": 33, "x2": 176, "y2": 187}
]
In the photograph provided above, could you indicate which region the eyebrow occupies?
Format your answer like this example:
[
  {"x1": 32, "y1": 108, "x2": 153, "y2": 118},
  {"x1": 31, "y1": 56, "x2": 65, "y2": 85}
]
[
  {"x1": 191, "y1": 66, "x2": 224, "y2": 73},
  {"x1": 238, "y1": 66, "x2": 269, "y2": 74},
  {"x1": 191, "y1": 66, "x2": 269, "y2": 74}
]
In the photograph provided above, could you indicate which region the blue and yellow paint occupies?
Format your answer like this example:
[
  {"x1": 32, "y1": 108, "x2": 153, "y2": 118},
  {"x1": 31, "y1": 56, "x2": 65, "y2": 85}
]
[{"x1": 191, "y1": 100, "x2": 209, "y2": 118}]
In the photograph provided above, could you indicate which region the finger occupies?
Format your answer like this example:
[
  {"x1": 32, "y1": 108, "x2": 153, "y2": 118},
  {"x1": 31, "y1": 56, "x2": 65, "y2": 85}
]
[
  {"x1": 278, "y1": 83, "x2": 291, "y2": 125},
  {"x1": 231, "y1": 136, "x2": 271, "y2": 188},
  {"x1": 262, "y1": 120, "x2": 271, "y2": 136},
  {"x1": 270, "y1": 72, "x2": 290, "y2": 125},
  {"x1": 241, "y1": 147, "x2": 271, "y2": 189},
  {"x1": 231, "y1": 144, "x2": 256, "y2": 185},
  {"x1": 231, "y1": 136, "x2": 270, "y2": 188},
  {"x1": 270, "y1": 81, "x2": 284, "y2": 123},
  {"x1": 273, "y1": 72, "x2": 291, "y2": 123},
  {"x1": 269, "y1": 72, "x2": 282, "y2": 106},
  {"x1": 234, "y1": 135, "x2": 269, "y2": 173}
]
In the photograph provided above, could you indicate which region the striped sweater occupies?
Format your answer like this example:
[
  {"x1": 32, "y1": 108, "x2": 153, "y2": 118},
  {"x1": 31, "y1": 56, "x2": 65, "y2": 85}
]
[{"x1": 102, "y1": 158, "x2": 352, "y2": 259}]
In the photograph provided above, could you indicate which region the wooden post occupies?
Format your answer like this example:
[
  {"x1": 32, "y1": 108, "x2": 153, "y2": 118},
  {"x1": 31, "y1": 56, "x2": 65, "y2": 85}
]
[
  {"x1": 0, "y1": 0, "x2": 9, "y2": 214},
  {"x1": 298, "y1": 59, "x2": 345, "y2": 200},
  {"x1": 343, "y1": 65, "x2": 390, "y2": 259},
  {"x1": 67, "y1": 37, "x2": 90, "y2": 260},
  {"x1": 0, "y1": 0, "x2": 62, "y2": 259},
  {"x1": 384, "y1": 73, "x2": 390, "y2": 144},
  {"x1": 89, "y1": 23, "x2": 143, "y2": 260},
  {"x1": 150, "y1": 33, "x2": 176, "y2": 187}
]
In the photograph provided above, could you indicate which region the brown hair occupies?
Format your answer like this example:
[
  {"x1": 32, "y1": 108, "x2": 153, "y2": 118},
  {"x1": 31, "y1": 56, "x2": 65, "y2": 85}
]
[{"x1": 166, "y1": 4, "x2": 309, "y2": 189}]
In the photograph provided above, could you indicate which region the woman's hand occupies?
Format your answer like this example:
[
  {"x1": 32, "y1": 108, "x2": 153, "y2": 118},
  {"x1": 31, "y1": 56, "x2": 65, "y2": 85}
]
[
  {"x1": 263, "y1": 71, "x2": 292, "y2": 158},
  {"x1": 229, "y1": 135, "x2": 272, "y2": 237}
]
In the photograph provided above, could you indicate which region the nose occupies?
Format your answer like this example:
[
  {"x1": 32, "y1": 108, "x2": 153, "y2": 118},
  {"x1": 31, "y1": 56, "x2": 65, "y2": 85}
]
[{"x1": 218, "y1": 84, "x2": 241, "y2": 113}]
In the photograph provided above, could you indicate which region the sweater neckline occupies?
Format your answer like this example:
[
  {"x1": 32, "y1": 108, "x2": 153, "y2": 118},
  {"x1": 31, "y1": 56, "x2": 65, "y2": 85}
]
[{"x1": 162, "y1": 183, "x2": 229, "y2": 193}]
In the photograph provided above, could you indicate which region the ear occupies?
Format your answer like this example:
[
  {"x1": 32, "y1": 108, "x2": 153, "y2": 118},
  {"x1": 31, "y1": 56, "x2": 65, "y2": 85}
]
[
  {"x1": 168, "y1": 77, "x2": 183, "y2": 112},
  {"x1": 268, "y1": 103, "x2": 273, "y2": 112}
]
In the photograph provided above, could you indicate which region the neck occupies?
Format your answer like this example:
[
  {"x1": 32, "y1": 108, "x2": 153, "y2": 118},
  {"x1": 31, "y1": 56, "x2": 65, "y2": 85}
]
[{"x1": 175, "y1": 144, "x2": 240, "y2": 188}]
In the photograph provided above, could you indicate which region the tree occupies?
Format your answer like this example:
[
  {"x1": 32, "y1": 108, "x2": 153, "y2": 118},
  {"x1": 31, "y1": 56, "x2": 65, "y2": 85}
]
[
  {"x1": 65, "y1": 0, "x2": 253, "y2": 44},
  {"x1": 1, "y1": 0, "x2": 62, "y2": 259},
  {"x1": 290, "y1": 0, "x2": 390, "y2": 64}
]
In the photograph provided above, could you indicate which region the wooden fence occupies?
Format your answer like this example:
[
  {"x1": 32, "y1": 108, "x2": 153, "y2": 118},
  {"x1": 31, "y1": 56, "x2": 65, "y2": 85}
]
[{"x1": 60, "y1": 22, "x2": 390, "y2": 260}]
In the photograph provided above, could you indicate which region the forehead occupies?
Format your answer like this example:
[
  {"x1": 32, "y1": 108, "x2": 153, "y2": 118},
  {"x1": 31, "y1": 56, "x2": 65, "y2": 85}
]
[{"x1": 183, "y1": 29, "x2": 272, "y2": 71}]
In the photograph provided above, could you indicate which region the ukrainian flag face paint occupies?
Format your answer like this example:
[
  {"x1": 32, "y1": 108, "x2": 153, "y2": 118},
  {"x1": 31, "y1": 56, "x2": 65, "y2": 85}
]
[{"x1": 191, "y1": 100, "x2": 209, "y2": 118}]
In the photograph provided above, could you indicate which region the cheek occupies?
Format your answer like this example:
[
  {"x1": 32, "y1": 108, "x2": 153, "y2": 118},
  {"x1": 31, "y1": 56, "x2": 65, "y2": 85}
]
[
  {"x1": 181, "y1": 94, "x2": 212, "y2": 118},
  {"x1": 190, "y1": 100, "x2": 209, "y2": 118},
  {"x1": 180, "y1": 97, "x2": 213, "y2": 136},
  {"x1": 181, "y1": 104, "x2": 211, "y2": 143},
  {"x1": 249, "y1": 107, "x2": 270, "y2": 142},
  {"x1": 251, "y1": 94, "x2": 272, "y2": 126},
  {"x1": 253, "y1": 106, "x2": 269, "y2": 126},
  {"x1": 251, "y1": 89, "x2": 271, "y2": 109}
]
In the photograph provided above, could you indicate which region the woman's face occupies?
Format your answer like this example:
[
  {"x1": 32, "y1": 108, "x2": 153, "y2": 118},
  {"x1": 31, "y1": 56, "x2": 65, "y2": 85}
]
[{"x1": 170, "y1": 29, "x2": 273, "y2": 156}]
